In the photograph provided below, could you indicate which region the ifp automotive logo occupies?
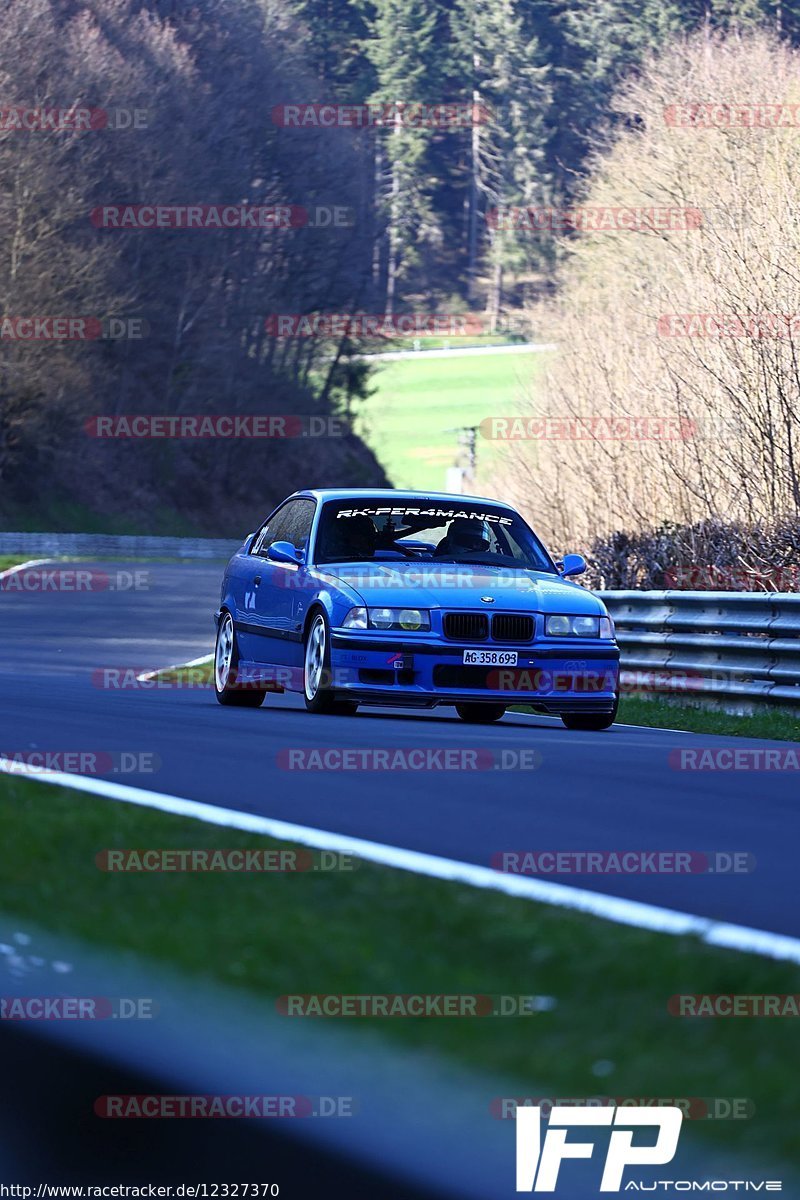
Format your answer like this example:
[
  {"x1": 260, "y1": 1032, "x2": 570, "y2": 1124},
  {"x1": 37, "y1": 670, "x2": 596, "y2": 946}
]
[
  {"x1": 514, "y1": 1105, "x2": 782, "y2": 1191},
  {"x1": 515, "y1": 1105, "x2": 683, "y2": 1192}
]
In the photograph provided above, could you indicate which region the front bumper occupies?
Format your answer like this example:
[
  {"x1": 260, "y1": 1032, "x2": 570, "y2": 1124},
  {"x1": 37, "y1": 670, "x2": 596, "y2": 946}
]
[{"x1": 330, "y1": 632, "x2": 620, "y2": 710}]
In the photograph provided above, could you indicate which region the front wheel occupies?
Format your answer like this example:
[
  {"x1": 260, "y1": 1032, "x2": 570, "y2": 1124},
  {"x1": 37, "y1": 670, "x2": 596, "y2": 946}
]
[
  {"x1": 455, "y1": 703, "x2": 506, "y2": 724},
  {"x1": 214, "y1": 611, "x2": 267, "y2": 707},
  {"x1": 561, "y1": 696, "x2": 618, "y2": 731},
  {"x1": 303, "y1": 611, "x2": 357, "y2": 715}
]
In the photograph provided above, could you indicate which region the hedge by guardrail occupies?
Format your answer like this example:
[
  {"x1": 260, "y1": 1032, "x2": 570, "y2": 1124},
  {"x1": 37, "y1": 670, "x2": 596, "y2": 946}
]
[{"x1": 600, "y1": 590, "x2": 800, "y2": 708}]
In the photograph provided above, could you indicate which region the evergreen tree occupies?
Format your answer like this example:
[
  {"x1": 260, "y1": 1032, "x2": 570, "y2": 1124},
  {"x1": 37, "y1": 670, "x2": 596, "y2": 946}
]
[
  {"x1": 363, "y1": 0, "x2": 440, "y2": 312},
  {"x1": 452, "y1": 0, "x2": 551, "y2": 315}
]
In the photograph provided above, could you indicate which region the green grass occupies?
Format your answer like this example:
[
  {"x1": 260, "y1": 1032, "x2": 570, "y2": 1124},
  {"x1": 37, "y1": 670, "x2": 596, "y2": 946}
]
[
  {"x1": 618, "y1": 697, "x2": 800, "y2": 742},
  {"x1": 0, "y1": 555, "x2": 34, "y2": 571},
  {"x1": 355, "y1": 349, "x2": 547, "y2": 491},
  {"x1": 156, "y1": 659, "x2": 213, "y2": 685},
  {"x1": 1, "y1": 772, "x2": 799, "y2": 1162}
]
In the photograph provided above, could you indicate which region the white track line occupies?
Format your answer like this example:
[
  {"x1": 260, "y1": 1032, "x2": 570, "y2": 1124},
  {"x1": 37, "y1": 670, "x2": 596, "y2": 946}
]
[
  {"x1": 2, "y1": 757, "x2": 799, "y2": 965},
  {"x1": 136, "y1": 654, "x2": 213, "y2": 683},
  {"x1": 357, "y1": 342, "x2": 556, "y2": 362},
  {"x1": 0, "y1": 557, "x2": 54, "y2": 582}
]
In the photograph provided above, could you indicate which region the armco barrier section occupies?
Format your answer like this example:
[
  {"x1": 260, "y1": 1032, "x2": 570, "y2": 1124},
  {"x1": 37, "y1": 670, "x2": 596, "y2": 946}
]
[
  {"x1": 600, "y1": 590, "x2": 800, "y2": 707},
  {"x1": 0, "y1": 531, "x2": 239, "y2": 559}
]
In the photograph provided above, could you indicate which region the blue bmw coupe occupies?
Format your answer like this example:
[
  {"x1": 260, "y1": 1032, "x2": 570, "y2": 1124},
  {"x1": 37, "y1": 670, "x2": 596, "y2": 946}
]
[{"x1": 214, "y1": 489, "x2": 620, "y2": 728}]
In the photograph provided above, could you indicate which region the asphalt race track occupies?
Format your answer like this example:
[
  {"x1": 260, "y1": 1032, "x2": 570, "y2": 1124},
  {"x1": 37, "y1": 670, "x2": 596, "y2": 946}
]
[{"x1": 2, "y1": 560, "x2": 798, "y2": 937}]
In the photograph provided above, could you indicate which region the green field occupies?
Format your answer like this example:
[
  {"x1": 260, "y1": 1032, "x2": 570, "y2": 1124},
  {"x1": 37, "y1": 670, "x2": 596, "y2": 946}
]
[{"x1": 356, "y1": 349, "x2": 547, "y2": 492}]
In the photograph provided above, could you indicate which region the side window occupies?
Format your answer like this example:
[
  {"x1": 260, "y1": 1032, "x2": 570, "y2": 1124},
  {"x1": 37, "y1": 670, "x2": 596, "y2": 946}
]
[
  {"x1": 252, "y1": 506, "x2": 291, "y2": 556},
  {"x1": 282, "y1": 499, "x2": 315, "y2": 550},
  {"x1": 252, "y1": 500, "x2": 315, "y2": 556}
]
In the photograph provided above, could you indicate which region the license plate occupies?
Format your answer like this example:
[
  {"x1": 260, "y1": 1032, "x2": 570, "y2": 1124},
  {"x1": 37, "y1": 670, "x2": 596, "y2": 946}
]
[{"x1": 462, "y1": 649, "x2": 518, "y2": 666}]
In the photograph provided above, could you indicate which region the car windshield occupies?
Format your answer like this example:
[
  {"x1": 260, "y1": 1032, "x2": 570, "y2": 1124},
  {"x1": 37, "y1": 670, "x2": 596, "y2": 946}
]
[{"x1": 314, "y1": 498, "x2": 557, "y2": 571}]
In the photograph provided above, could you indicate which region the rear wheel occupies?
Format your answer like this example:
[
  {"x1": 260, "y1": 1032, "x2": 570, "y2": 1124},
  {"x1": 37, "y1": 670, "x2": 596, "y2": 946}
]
[
  {"x1": 560, "y1": 695, "x2": 618, "y2": 731},
  {"x1": 304, "y1": 611, "x2": 357, "y2": 715},
  {"x1": 455, "y1": 703, "x2": 506, "y2": 724},
  {"x1": 214, "y1": 611, "x2": 267, "y2": 707}
]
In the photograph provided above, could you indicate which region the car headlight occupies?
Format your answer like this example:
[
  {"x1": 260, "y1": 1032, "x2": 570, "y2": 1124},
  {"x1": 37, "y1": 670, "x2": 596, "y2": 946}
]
[
  {"x1": 545, "y1": 614, "x2": 614, "y2": 638},
  {"x1": 341, "y1": 607, "x2": 430, "y2": 632},
  {"x1": 370, "y1": 607, "x2": 430, "y2": 632}
]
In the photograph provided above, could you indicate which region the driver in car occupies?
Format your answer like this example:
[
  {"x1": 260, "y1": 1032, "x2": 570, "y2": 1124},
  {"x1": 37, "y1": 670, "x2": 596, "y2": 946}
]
[
  {"x1": 321, "y1": 514, "x2": 378, "y2": 560},
  {"x1": 433, "y1": 517, "x2": 492, "y2": 558}
]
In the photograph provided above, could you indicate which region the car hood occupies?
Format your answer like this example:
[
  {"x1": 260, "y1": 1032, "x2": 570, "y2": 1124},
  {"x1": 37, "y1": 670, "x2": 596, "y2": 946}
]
[{"x1": 314, "y1": 562, "x2": 606, "y2": 615}]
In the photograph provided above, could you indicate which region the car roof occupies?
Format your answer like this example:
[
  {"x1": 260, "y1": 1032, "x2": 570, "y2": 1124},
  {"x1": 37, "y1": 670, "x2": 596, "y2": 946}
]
[{"x1": 286, "y1": 487, "x2": 516, "y2": 509}]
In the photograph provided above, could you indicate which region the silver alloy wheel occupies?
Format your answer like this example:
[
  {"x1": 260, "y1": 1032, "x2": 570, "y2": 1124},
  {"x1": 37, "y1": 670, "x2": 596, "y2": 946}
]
[
  {"x1": 305, "y1": 614, "x2": 326, "y2": 700},
  {"x1": 215, "y1": 612, "x2": 234, "y2": 692}
]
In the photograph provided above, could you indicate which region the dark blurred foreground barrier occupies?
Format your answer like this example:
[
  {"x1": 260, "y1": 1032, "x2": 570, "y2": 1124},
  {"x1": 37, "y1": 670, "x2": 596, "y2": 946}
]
[{"x1": 601, "y1": 590, "x2": 800, "y2": 707}]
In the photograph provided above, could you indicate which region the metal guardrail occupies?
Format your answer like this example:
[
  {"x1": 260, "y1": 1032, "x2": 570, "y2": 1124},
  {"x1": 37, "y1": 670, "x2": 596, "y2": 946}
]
[
  {"x1": 0, "y1": 531, "x2": 239, "y2": 559},
  {"x1": 600, "y1": 590, "x2": 800, "y2": 707}
]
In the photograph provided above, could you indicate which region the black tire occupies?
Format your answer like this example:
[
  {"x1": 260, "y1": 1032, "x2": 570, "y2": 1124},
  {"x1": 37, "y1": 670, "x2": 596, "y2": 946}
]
[
  {"x1": 303, "y1": 609, "x2": 358, "y2": 715},
  {"x1": 214, "y1": 611, "x2": 267, "y2": 707},
  {"x1": 561, "y1": 695, "x2": 618, "y2": 731},
  {"x1": 455, "y1": 703, "x2": 506, "y2": 724}
]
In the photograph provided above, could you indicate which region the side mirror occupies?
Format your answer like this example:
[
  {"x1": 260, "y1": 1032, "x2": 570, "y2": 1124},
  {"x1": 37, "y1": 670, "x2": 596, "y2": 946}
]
[
  {"x1": 267, "y1": 540, "x2": 303, "y2": 565},
  {"x1": 560, "y1": 553, "x2": 587, "y2": 577}
]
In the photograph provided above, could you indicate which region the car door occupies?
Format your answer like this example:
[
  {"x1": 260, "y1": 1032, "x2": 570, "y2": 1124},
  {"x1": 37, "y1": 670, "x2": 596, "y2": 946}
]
[
  {"x1": 235, "y1": 503, "x2": 293, "y2": 663},
  {"x1": 247, "y1": 498, "x2": 316, "y2": 670}
]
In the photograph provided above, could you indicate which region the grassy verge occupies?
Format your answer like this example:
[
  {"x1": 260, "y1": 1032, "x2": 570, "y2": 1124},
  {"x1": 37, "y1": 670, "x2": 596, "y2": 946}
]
[
  {"x1": 0, "y1": 556, "x2": 37, "y2": 571},
  {"x1": 1, "y1": 772, "x2": 798, "y2": 1160},
  {"x1": 355, "y1": 349, "x2": 545, "y2": 491},
  {"x1": 152, "y1": 657, "x2": 213, "y2": 684},
  {"x1": 617, "y1": 696, "x2": 800, "y2": 742}
]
